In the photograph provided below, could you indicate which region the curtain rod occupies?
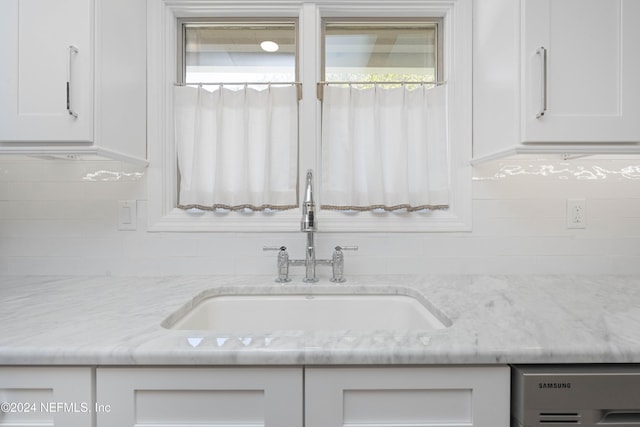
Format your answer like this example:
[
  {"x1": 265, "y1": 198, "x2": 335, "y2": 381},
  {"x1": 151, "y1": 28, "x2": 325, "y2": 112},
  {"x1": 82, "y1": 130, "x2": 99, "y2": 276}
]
[
  {"x1": 173, "y1": 81, "x2": 445, "y2": 101},
  {"x1": 317, "y1": 80, "x2": 446, "y2": 86},
  {"x1": 174, "y1": 81, "x2": 301, "y2": 86},
  {"x1": 316, "y1": 80, "x2": 446, "y2": 100},
  {"x1": 174, "y1": 81, "x2": 302, "y2": 100}
]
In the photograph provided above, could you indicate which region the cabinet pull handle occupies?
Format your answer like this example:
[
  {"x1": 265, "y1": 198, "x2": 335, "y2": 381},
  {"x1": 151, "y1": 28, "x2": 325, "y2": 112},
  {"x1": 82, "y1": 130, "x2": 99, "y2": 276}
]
[
  {"x1": 536, "y1": 46, "x2": 547, "y2": 119},
  {"x1": 67, "y1": 45, "x2": 79, "y2": 118}
]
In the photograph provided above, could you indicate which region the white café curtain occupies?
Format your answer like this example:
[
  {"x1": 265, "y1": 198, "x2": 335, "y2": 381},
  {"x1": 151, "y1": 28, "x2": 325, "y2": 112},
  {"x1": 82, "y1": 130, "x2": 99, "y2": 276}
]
[
  {"x1": 321, "y1": 84, "x2": 449, "y2": 211},
  {"x1": 173, "y1": 85, "x2": 298, "y2": 211}
]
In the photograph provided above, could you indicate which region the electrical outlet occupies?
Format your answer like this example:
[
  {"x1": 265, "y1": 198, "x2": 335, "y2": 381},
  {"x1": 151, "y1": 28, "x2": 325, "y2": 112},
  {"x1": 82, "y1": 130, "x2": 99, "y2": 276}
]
[{"x1": 567, "y1": 199, "x2": 586, "y2": 229}]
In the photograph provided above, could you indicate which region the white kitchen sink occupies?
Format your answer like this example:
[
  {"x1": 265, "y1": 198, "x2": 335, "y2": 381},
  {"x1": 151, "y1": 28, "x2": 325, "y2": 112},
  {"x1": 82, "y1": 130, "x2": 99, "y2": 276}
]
[{"x1": 164, "y1": 293, "x2": 449, "y2": 333}]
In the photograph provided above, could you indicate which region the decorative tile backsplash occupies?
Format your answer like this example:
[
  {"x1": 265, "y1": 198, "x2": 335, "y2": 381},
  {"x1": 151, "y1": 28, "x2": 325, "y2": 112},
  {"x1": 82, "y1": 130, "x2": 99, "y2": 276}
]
[{"x1": 0, "y1": 156, "x2": 639, "y2": 276}]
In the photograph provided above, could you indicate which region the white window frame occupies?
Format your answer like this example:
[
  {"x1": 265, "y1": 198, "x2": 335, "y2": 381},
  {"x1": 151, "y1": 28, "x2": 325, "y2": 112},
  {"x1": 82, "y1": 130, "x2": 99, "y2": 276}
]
[{"x1": 146, "y1": 0, "x2": 472, "y2": 232}]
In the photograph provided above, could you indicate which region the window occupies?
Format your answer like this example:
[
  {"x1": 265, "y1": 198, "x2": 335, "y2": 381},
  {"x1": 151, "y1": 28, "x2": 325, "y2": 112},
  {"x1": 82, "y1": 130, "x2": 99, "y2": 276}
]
[
  {"x1": 320, "y1": 20, "x2": 449, "y2": 213},
  {"x1": 179, "y1": 20, "x2": 297, "y2": 84},
  {"x1": 323, "y1": 20, "x2": 442, "y2": 84},
  {"x1": 147, "y1": 0, "x2": 472, "y2": 232},
  {"x1": 174, "y1": 20, "x2": 299, "y2": 212}
]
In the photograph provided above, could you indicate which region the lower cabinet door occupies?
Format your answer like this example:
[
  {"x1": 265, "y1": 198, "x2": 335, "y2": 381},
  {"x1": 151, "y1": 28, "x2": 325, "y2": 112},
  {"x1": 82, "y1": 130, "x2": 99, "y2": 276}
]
[
  {"x1": 0, "y1": 366, "x2": 94, "y2": 427},
  {"x1": 305, "y1": 366, "x2": 510, "y2": 427},
  {"x1": 96, "y1": 367, "x2": 302, "y2": 427}
]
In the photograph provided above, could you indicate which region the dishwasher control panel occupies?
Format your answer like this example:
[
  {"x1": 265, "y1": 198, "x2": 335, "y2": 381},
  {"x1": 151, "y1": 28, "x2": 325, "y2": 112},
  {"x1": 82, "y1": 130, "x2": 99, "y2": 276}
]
[{"x1": 512, "y1": 365, "x2": 640, "y2": 427}]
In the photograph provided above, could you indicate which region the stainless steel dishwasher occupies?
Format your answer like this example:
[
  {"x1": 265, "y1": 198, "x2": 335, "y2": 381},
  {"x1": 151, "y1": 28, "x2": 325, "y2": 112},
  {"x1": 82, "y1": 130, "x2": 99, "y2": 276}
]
[{"x1": 512, "y1": 365, "x2": 640, "y2": 427}]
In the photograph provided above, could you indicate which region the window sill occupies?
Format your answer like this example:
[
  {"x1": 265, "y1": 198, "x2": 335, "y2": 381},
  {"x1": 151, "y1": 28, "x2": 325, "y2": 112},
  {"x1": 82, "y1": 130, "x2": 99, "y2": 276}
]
[{"x1": 148, "y1": 205, "x2": 472, "y2": 233}]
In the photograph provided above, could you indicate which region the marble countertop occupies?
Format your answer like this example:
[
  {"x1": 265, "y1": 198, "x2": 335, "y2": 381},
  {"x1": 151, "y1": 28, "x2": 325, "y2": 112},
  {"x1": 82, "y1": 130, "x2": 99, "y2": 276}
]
[{"x1": 1, "y1": 274, "x2": 640, "y2": 365}]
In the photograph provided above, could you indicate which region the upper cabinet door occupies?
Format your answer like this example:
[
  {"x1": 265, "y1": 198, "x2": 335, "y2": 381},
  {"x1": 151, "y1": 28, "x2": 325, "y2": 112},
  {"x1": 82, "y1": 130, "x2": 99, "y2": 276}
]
[
  {"x1": 0, "y1": 0, "x2": 93, "y2": 142},
  {"x1": 522, "y1": 0, "x2": 640, "y2": 143}
]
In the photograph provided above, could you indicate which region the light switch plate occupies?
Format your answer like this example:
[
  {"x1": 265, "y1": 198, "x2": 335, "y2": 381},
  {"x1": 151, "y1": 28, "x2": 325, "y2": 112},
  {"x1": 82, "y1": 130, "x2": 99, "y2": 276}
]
[{"x1": 118, "y1": 200, "x2": 137, "y2": 231}]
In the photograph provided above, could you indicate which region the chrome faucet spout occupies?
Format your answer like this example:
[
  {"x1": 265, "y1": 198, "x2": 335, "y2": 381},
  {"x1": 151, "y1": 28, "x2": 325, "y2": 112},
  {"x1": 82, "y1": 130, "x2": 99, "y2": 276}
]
[
  {"x1": 301, "y1": 170, "x2": 318, "y2": 282},
  {"x1": 301, "y1": 169, "x2": 317, "y2": 232}
]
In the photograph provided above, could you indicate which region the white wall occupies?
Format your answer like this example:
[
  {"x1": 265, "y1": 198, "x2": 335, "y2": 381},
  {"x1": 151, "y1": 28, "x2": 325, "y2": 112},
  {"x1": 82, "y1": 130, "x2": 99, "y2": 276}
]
[{"x1": 0, "y1": 155, "x2": 638, "y2": 276}]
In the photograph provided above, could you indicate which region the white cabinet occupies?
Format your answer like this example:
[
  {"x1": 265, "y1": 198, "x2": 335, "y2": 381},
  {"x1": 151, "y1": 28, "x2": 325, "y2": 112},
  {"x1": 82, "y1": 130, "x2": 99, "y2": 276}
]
[
  {"x1": 305, "y1": 366, "x2": 510, "y2": 427},
  {"x1": 0, "y1": 0, "x2": 147, "y2": 165},
  {"x1": 0, "y1": 0, "x2": 93, "y2": 142},
  {"x1": 521, "y1": 0, "x2": 640, "y2": 143},
  {"x1": 473, "y1": 0, "x2": 640, "y2": 161},
  {"x1": 0, "y1": 366, "x2": 94, "y2": 427},
  {"x1": 95, "y1": 366, "x2": 509, "y2": 427},
  {"x1": 96, "y1": 367, "x2": 302, "y2": 427},
  {"x1": 2, "y1": 366, "x2": 508, "y2": 427}
]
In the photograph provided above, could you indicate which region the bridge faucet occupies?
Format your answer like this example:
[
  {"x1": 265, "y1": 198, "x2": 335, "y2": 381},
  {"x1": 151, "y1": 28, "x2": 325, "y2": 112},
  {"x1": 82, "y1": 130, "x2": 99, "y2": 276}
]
[{"x1": 264, "y1": 170, "x2": 358, "y2": 282}]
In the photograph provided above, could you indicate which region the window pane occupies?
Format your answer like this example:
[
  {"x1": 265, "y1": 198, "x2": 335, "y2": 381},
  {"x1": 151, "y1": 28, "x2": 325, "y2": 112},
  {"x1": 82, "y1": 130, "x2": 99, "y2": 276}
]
[
  {"x1": 324, "y1": 22, "x2": 438, "y2": 83},
  {"x1": 184, "y1": 23, "x2": 296, "y2": 84}
]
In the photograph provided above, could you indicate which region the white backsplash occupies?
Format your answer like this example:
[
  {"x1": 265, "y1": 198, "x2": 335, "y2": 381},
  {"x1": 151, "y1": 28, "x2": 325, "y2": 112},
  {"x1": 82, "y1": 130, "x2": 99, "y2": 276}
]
[{"x1": 0, "y1": 156, "x2": 638, "y2": 276}]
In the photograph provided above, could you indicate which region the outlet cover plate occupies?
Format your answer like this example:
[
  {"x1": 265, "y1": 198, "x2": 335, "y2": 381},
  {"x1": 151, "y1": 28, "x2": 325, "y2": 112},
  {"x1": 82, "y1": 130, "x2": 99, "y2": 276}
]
[{"x1": 567, "y1": 198, "x2": 586, "y2": 229}]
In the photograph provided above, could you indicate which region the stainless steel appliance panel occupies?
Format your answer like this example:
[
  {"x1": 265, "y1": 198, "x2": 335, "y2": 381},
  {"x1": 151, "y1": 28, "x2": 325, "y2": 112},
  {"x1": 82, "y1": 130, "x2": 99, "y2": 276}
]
[{"x1": 512, "y1": 365, "x2": 640, "y2": 427}]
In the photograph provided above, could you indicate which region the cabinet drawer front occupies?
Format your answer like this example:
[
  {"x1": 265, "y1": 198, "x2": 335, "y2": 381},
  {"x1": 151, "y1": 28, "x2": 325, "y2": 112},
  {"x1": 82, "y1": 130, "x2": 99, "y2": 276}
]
[
  {"x1": 0, "y1": 367, "x2": 93, "y2": 427},
  {"x1": 96, "y1": 367, "x2": 302, "y2": 427},
  {"x1": 305, "y1": 366, "x2": 510, "y2": 427}
]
